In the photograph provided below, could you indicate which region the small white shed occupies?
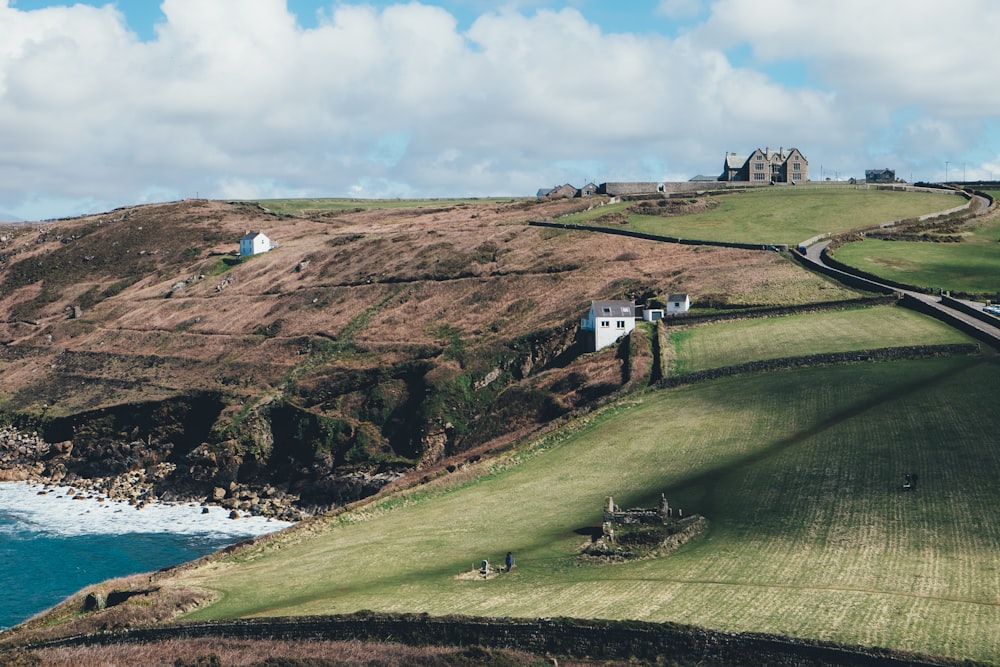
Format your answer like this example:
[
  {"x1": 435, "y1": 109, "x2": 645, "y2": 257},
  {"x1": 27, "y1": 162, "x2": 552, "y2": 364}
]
[
  {"x1": 240, "y1": 231, "x2": 272, "y2": 257},
  {"x1": 666, "y1": 293, "x2": 690, "y2": 315}
]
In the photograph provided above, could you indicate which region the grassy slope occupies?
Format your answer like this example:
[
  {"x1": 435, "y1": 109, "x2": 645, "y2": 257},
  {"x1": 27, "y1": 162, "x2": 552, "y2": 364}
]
[
  {"x1": 557, "y1": 187, "x2": 961, "y2": 245},
  {"x1": 174, "y1": 355, "x2": 1000, "y2": 662},
  {"x1": 668, "y1": 304, "x2": 975, "y2": 373},
  {"x1": 830, "y1": 210, "x2": 1000, "y2": 295}
]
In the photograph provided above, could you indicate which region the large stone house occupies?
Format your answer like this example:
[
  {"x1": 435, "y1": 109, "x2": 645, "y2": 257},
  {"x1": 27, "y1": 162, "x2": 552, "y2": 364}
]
[
  {"x1": 719, "y1": 147, "x2": 808, "y2": 184},
  {"x1": 581, "y1": 300, "x2": 635, "y2": 351}
]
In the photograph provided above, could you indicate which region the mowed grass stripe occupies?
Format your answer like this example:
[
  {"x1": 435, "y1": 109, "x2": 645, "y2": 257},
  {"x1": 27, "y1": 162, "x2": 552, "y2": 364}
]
[
  {"x1": 668, "y1": 304, "x2": 974, "y2": 374},
  {"x1": 175, "y1": 357, "x2": 1000, "y2": 662}
]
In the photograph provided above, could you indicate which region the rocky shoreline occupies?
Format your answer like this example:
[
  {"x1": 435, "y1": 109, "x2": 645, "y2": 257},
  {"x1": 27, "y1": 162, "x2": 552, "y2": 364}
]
[{"x1": 0, "y1": 425, "x2": 400, "y2": 523}]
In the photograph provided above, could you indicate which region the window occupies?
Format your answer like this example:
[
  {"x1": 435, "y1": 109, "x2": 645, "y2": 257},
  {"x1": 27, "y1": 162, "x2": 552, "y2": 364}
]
[
  {"x1": 754, "y1": 173, "x2": 766, "y2": 181},
  {"x1": 600, "y1": 321, "x2": 610, "y2": 328},
  {"x1": 616, "y1": 320, "x2": 626, "y2": 329},
  {"x1": 621, "y1": 307, "x2": 631, "y2": 315},
  {"x1": 794, "y1": 162, "x2": 800, "y2": 170},
  {"x1": 755, "y1": 163, "x2": 764, "y2": 171}
]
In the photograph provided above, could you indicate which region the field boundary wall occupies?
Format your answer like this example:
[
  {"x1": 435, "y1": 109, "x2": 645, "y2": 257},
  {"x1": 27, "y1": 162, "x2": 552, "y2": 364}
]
[
  {"x1": 655, "y1": 344, "x2": 978, "y2": 388},
  {"x1": 14, "y1": 613, "x2": 988, "y2": 667}
]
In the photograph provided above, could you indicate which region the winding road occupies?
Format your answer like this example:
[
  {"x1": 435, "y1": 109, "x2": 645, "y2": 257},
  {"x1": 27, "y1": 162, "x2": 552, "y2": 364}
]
[{"x1": 796, "y1": 191, "x2": 1000, "y2": 350}]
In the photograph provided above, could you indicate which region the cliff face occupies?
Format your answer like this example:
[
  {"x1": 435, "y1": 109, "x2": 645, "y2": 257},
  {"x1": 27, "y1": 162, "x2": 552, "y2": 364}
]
[{"x1": 0, "y1": 197, "x2": 786, "y2": 514}]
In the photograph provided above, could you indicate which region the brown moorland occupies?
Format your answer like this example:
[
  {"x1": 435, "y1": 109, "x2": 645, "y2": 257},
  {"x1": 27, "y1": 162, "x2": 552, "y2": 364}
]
[{"x1": 0, "y1": 196, "x2": 861, "y2": 516}]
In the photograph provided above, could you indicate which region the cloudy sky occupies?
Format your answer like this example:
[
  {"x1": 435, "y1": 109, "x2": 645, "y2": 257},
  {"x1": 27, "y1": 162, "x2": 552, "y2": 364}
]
[{"x1": 1, "y1": 0, "x2": 998, "y2": 221}]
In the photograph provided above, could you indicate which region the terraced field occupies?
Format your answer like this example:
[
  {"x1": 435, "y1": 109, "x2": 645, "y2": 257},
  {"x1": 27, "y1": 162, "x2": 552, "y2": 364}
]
[
  {"x1": 830, "y1": 211, "x2": 1000, "y2": 296},
  {"x1": 667, "y1": 304, "x2": 976, "y2": 374},
  {"x1": 173, "y1": 354, "x2": 1000, "y2": 663}
]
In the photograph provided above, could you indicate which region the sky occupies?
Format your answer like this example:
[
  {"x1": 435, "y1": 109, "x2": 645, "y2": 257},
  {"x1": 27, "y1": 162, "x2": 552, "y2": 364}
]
[{"x1": 1, "y1": 0, "x2": 999, "y2": 221}]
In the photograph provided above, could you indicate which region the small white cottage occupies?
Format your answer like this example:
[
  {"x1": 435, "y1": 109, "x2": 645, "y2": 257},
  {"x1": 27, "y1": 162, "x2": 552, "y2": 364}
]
[
  {"x1": 581, "y1": 300, "x2": 636, "y2": 351},
  {"x1": 666, "y1": 293, "x2": 690, "y2": 315},
  {"x1": 239, "y1": 231, "x2": 272, "y2": 257}
]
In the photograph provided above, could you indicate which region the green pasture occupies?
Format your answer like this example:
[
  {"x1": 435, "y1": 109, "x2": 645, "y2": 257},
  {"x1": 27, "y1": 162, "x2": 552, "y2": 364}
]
[
  {"x1": 668, "y1": 304, "x2": 976, "y2": 374},
  {"x1": 253, "y1": 197, "x2": 521, "y2": 217},
  {"x1": 177, "y1": 354, "x2": 1000, "y2": 663},
  {"x1": 830, "y1": 213, "x2": 1000, "y2": 296},
  {"x1": 558, "y1": 187, "x2": 962, "y2": 245}
]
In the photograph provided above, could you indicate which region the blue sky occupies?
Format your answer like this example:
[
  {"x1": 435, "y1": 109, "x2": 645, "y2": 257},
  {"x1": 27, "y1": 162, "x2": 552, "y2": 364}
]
[{"x1": 1, "y1": 0, "x2": 998, "y2": 220}]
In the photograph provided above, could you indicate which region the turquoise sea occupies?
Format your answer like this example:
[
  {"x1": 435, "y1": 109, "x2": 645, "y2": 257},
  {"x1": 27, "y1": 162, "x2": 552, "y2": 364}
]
[{"x1": 0, "y1": 482, "x2": 292, "y2": 630}]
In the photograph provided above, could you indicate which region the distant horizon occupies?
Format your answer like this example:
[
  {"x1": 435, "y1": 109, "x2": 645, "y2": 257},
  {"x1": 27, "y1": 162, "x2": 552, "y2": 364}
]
[
  {"x1": 2, "y1": 1, "x2": 998, "y2": 221},
  {"x1": 4, "y1": 176, "x2": 999, "y2": 225}
]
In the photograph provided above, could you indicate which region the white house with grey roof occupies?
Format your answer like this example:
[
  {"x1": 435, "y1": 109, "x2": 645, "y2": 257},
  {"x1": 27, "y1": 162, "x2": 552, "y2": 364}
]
[
  {"x1": 581, "y1": 300, "x2": 636, "y2": 351},
  {"x1": 240, "y1": 231, "x2": 272, "y2": 257}
]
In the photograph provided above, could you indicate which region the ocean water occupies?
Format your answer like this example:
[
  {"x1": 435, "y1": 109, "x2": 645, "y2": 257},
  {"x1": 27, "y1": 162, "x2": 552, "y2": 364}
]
[{"x1": 0, "y1": 481, "x2": 293, "y2": 630}]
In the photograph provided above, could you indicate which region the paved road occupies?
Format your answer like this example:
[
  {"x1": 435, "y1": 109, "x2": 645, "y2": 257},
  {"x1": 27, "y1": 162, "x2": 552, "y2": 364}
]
[{"x1": 799, "y1": 197, "x2": 1000, "y2": 350}]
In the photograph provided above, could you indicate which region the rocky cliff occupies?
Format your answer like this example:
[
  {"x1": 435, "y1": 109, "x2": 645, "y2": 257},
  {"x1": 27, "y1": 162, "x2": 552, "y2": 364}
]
[{"x1": 0, "y1": 197, "x2": 810, "y2": 516}]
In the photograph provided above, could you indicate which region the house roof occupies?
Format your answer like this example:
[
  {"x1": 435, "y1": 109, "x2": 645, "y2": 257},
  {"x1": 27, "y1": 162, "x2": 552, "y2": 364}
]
[
  {"x1": 241, "y1": 231, "x2": 268, "y2": 241},
  {"x1": 590, "y1": 300, "x2": 634, "y2": 318},
  {"x1": 667, "y1": 293, "x2": 688, "y2": 301},
  {"x1": 725, "y1": 153, "x2": 744, "y2": 169}
]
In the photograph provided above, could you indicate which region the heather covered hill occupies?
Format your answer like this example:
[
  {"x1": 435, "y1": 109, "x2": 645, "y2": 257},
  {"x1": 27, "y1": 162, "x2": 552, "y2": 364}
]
[{"x1": 0, "y1": 197, "x2": 859, "y2": 514}]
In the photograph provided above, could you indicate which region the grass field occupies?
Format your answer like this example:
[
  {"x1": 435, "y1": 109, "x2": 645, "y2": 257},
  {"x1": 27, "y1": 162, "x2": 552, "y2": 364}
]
[
  {"x1": 557, "y1": 187, "x2": 962, "y2": 245},
  {"x1": 253, "y1": 197, "x2": 522, "y2": 216},
  {"x1": 830, "y1": 212, "x2": 1000, "y2": 296},
  {"x1": 667, "y1": 304, "x2": 977, "y2": 374},
  {"x1": 173, "y1": 352, "x2": 1000, "y2": 663}
]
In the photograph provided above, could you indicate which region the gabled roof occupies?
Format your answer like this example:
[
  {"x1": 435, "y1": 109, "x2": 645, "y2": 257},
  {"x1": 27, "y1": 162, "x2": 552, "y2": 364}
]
[
  {"x1": 241, "y1": 230, "x2": 268, "y2": 241},
  {"x1": 590, "y1": 300, "x2": 634, "y2": 318},
  {"x1": 667, "y1": 293, "x2": 688, "y2": 301}
]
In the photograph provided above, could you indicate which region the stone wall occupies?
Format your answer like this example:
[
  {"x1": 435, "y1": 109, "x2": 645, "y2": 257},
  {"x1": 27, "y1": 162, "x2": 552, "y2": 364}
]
[
  {"x1": 24, "y1": 613, "x2": 977, "y2": 666},
  {"x1": 656, "y1": 344, "x2": 980, "y2": 389}
]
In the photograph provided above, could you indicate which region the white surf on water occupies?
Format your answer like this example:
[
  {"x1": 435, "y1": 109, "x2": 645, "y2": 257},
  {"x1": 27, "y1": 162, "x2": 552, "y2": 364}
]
[
  {"x1": 0, "y1": 481, "x2": 294, "y2": 537},
  {"x1": 0, "y1": 481, "x2": 294, "y2": 630}
]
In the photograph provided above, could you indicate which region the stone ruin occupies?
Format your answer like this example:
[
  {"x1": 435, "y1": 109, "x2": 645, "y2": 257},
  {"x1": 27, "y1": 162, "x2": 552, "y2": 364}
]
[{"x1": 583, "y1": 494, "x2": 707, "y2": 561}]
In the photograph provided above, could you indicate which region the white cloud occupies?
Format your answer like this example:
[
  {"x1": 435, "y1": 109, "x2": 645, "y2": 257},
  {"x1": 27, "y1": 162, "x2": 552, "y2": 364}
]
[{"x1": 0, "y1": 0, "x2": 997, "y2": 219}]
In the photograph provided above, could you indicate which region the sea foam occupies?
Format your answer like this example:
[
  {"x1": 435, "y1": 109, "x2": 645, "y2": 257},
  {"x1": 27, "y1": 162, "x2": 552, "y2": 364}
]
[{"x1": 0, "y1": 481, "x2": 294, "y2": 538}]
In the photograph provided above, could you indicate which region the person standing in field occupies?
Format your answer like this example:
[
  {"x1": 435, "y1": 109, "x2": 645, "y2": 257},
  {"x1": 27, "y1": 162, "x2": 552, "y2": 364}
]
[{"x1": 505, "y1": 551, "x2": 514, "y2": 572}]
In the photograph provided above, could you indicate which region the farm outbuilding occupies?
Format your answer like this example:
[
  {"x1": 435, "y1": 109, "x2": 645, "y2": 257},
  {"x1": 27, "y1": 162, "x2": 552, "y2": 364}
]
[
  {"x1": 240, "y1": 231, "x2": 272, "y2": 257},
  {"x1": 666, "y1": 294, "x2": 690, "y2": 315}
]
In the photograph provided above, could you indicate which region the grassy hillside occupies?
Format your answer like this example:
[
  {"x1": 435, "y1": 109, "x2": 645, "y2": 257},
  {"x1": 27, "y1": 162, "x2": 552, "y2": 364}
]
[
  {"x1": 667, "y1": 304, "x2": 975, "y2": 374},
  {"x1": 556, "y1": 186, "x2": 962, "y2": 245},
  {"x1": 0, "y1": 196, "x2": 867, "y2": 517},
  {"x1": 829, "y1": 210, "x2": 1000, "y2": 296},
  {"x1": 160, "y1": 354, "x2": 999, "y2": 663},
  {"x1": 4, "y1": 188, "x2": 995, "y2": 663}
]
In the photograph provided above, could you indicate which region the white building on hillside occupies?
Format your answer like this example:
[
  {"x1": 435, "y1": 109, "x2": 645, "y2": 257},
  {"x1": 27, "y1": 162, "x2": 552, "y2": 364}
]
[
  {"x1": 240, "y1": 231, "x2": 272, "y2": 257},
  {"x1": 666, "y1": 293, "x2": 690, "y2": 315},
  {"x1": 581, "y1": 300, "x2": 635, "y2": 351}
]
